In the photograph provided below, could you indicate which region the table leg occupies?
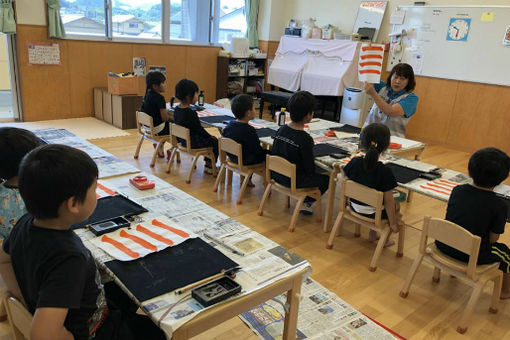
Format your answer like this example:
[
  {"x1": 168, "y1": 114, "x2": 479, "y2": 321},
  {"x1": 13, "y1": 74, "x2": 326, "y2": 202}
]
[
  {"x1": 282, "y1": 276, "x2": 303, "y2": 340},
  {"x1": 259, "y1": 98, "x2": 265, "y2": 119},
  {"x1": 323, "y1": 169, "x2": 339, "y2": 233}
]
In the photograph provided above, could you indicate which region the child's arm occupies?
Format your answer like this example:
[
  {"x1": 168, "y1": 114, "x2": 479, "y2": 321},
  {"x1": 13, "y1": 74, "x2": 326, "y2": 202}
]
[
  {"x1": 0, "y1": 247, "x2": 24, "y2": 303},
  {"x1": 383, "y1": 191, "x2": 400, "y2": 233},
  {"x1": 190, "y1": 111, "x2": 213, "y2": 138},
  {"x1": 490, "y1": 232, "x2": 501, "y2": 243},
  {"x1": 32, "y1": 308, "x2": 73, "y2": 340},
  {"x1": 300, "y1": 135, "x2": 316, "y2": 175},
  {"x1": 160, "y1": 108, "x2": 170, "y2": 122}
]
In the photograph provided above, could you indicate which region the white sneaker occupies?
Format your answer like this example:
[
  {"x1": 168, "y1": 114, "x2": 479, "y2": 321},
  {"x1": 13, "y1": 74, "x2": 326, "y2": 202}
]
[{"x1": 300, "y1": 201, "x2": 315, "y2": 215}]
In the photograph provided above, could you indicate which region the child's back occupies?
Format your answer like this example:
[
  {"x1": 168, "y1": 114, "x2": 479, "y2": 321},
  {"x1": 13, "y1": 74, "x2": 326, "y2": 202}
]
[
  {"x1": 0, "y1": 127, "x2": 41, "y2": 239},
  {"x1": 436, "y1": 184, "x2": 507, "y2": 263}
]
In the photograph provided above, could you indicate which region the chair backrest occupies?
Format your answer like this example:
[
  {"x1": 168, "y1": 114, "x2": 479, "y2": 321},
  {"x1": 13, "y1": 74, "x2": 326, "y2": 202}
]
[
  {"x1": 5, "y1": 296, "x2": 32, "y2": 340},
  {"x1": 170, "y1": 123, "x2": 191, "y2": 152},
  {"x1": 421, "y1": 216, "x2": 481, "y2": 279},
  {"x1": 340, "y1": 178, "x2": 384, "y2": 226},
  {"x1": 266, "y1": 155, "x2": 297, "y2": 192},
  {"x1": 136, "y1": 111, "x2": 156, "y2": 139},
  {"x1": 219, "y1": 138, "x2": 243, "y2": 166}
]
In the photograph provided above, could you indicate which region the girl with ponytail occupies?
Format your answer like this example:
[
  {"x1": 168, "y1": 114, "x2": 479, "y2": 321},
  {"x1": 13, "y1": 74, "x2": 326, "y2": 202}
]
[{"x1": 343, "y1": 123, "x2": 402, "y2": 245}]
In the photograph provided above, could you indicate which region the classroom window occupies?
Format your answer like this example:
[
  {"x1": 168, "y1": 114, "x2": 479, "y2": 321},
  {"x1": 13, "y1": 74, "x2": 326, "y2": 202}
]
[
  {"x1": 169, "y1": 0, "x2": 211, "y2": 44},
  {"x1": 214, "y1": 0, "x2": 247, "y2": 44},
  {"x1": 111, "y1": 0, "x2": 161, "y2": 40},
  {"x1": 60, "y1": 0, "x2": 106, "y2": 37}
]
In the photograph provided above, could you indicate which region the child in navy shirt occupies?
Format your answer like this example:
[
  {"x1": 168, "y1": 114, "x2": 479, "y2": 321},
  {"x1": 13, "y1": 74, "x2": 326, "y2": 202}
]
[
  {"x1": 173, "y1": 79, "x2": 218, "y2": 174},
  {"x1": 435, "y1": 147, "x2": 510, "y2": 299},
  {"x1": 271, "y1": 91, "x2": 329, "y2": 215},
  {"x1": 343, "y1": 123, "x2": 402, "y2": 246}
]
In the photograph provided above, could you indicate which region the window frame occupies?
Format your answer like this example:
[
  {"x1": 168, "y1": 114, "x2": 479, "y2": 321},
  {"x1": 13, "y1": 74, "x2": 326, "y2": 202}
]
[{"x1": 60, "y1": 0, "x2": 239, "y2": 47}]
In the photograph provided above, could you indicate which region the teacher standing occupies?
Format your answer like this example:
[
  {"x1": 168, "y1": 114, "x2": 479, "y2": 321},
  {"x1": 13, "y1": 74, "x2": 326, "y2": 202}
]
[{"x1": 363, "y1": 63, "x2": 418, "y2": 138}]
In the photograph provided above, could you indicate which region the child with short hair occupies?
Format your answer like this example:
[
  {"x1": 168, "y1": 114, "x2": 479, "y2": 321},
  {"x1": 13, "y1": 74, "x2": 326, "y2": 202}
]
[
  {"x1": 343, "y1": 123, "x2": 402, "y2": 245},
  {"x1": 0, "y1": 144, "x2": 165, "y2": 340},
  {"x1": 173, "y1": 78, "x2": 218, "y2": 174},
  {"x1": 0, "y1": 127, "x2": 41, "y2": 239},
  {"x1": 222, "y1": 94, "x2": 269, "y2": 166},
  {"x1": 271, "y1": 91, "x2": 329, "y2": 215},
  {"x1": 435, "y1": 147, "x2": 510, "y2": 299}
]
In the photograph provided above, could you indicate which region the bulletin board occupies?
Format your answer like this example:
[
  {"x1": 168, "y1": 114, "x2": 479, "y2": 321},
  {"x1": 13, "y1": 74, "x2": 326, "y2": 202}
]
[
  {"x1": 27, "y1": 42, "x2": 61, "y2": 65},
  {"x1": 390, "y1": 6, "x2": 510, "y2": 86}
]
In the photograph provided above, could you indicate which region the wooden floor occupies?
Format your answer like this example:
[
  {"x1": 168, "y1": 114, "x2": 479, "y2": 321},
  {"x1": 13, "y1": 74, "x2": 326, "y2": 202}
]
[{"x1": 1, "y1": 122, "x2": 510, "y2": 339}]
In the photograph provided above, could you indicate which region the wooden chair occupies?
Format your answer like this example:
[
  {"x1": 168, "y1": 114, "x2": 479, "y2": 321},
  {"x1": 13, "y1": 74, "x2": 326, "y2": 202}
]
[
  {"x1": 167, "y1": 123, "x2": 217, "y2": 183},
  {"x1": 133, "y1": 111, "x2": 177, "y2": 168},
  {"x1": 213, "y1": 138, "x2": 265, "y2": 204},
  {"x1": 257, "y1": 155, "x2": 322, "y2": 232},
  {"x1": 400, "y1": 216, "x2": 502, "y2": 334},
  {"x1": 4, "y1": 296, "x2": 32, "y2": 340},
  {"x1": 326, "y1": 178, "x2": 405, "y2": 272}
]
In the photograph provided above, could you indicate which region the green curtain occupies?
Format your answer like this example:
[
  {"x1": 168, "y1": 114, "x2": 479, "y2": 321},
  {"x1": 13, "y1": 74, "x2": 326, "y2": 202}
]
[
  {"x1": 0, "y1": 0, "x2": 16, "y2": 34},
  {"x1": 245, "y1": 0, "x2": 259, "y2": 48},
  {"x1": 47, "y1": 0, "x2": 66, "y2": 38}
]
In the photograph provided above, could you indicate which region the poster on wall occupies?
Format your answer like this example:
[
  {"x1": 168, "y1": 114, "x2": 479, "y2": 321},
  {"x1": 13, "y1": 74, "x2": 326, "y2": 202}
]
[
  {"x1": 149, "y1": 65, "x2": 166, "y2": 76},
  {"x1": 503, "y1": 26, "x2": 510, "y2": 46},
  {"x1": 358, "y1": 43, "x2": 385, "y2": 83},
  {"x1": 133, "y1": 57, "x2": 146, "y2": 76},
  {"x1": 27, "y1": 42, "x2": 61, "y2": 65}
]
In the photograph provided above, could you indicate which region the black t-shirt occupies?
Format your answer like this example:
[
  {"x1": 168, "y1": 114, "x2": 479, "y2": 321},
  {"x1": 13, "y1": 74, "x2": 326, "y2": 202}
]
[
  {"x1": 436, "y1": 184, "x2": 508, "y2": 263},
  {"x1": 222, "y1": 121, "x2": 267, "y2": 164},
  {"x1": 140, "y1": 90, "x2": 166, "y2": 127},
  {"x1": 3, "y1": 215, "x2": 107, "y2": 340},
  {"x1": 271, "y1": 125, "x2": 315, "y2": 183},
  {"x1": 173, "y1": 106, "x2": 211, "y2": 139},
  {"x1": 343, "y1": 156, "x2": 398, "y2": 193}
]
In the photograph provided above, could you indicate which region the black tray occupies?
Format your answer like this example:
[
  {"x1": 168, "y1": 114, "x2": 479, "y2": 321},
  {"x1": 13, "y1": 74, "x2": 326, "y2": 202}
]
[
  {"x1": 386, "y1": 163, "x2": 425, "y2": 184},
  {"x1": 313, "y1": 143, "x2": 350, "y2": 158}
]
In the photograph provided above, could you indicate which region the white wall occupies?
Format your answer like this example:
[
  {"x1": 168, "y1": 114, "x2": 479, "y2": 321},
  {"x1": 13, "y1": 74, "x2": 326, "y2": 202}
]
[
  {"x1": 16, "y1": 0, "x2": 46, "y2": 26},
  {"x1": 258, "y1": 0, "x2": 288, "y2": 41},
  {"x1": 283, "y1": 0, "x2": 510, "y2": 42}
]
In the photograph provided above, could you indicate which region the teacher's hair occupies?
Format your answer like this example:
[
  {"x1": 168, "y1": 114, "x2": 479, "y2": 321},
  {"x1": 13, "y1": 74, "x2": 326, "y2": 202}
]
[
  {"x1": 360, "y1": 123, "x2": 391, "y2": 172},
  {"x1": 387, "y1": 63, "x2": 416, "y2": 92}
]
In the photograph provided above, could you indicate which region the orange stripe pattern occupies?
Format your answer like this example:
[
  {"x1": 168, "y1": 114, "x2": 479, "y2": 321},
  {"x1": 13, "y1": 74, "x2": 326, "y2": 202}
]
[
  {"x1": 360, "y1": 54, "x2": 383, "y2": 60},
  {"x1": 97, "y1": 183, "x2": 116, "y2": 196},
  {"x1": 151, "y1": 219, "x2": 190, "y2": 238},
  {"x1": 136, "y1": 225, "x2": 174, "y2": 246},
  {"x1": 119, "y1": 230, "x2": 157, "y2": 251},
  {"x1": 101, "y1": 235, "x2": 140, "y2": 258},
  {"x1": 362, "y1": 46, "x2": 384, "y2": 52},
  {"x1": 359, "y1": 61, "x2": 382, "y2": 67},
  {"x1": 360, "y1": 69, "x2": 381, "y2": 74}
]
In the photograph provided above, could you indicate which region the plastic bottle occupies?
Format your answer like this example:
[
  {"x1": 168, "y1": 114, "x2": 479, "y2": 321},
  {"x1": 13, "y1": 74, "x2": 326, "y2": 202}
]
[
  {"x1": 277, "y1": 108, "x2": 287, "y2": 126},
  {"x1": 198, "y1": 90, "x2": 205, "y2": 106}
]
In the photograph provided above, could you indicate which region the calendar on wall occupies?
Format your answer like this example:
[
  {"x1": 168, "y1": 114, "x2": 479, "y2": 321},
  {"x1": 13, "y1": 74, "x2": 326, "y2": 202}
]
[{"x1": 27, "y1": 42, "x2": 61, "y2": 65}]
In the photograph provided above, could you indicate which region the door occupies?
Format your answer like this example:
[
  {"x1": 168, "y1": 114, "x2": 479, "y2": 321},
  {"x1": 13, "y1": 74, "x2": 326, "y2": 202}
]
[{"x1": 0, "y1": 33, "x2": 21, "y2": 121}]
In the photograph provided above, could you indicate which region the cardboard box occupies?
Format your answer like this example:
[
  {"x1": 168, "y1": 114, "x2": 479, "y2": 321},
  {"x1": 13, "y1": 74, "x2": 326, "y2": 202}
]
[{"x1": 108, "y1": 75, "x2": 139, "y2": 95}]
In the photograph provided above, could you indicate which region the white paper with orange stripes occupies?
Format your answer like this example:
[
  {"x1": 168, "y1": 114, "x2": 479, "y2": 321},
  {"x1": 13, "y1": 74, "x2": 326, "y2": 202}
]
[
  {"x1": 358, "y1": 43, "x2": 385, "y2": 83},
  {"x1": 90, "y1": 216, "x2": 197, "y2": 261}
]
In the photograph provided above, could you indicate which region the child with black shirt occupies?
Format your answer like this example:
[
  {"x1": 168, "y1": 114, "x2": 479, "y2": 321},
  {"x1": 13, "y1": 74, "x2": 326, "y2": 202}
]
[
  {"x1": 343, "y1": 123, "x2": 402, "y2": 246},
  {"x1": 0, "y1": 127, "x2": 41, "y2": 240},
  {"x1": 173, "y1": 78, "x2": 218, "y2": 174},
  {"x1": 435, "y1": 147, "x2": 510, "y2": 299},
  {"x1": 271, "y1": 91, "x2": 329, "y2": 215},
  {"x1": 222, "y1": 94, "x2": 269, "y2": 166},
  {"x1": 0, "y1": 145, "x2": 165, "y2": 340}
]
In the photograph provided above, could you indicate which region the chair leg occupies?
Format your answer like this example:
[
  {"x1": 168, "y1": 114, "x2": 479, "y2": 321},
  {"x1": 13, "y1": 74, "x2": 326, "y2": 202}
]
[
  {"x1": 285, "y1": 196, "x2": 290, "y2": 209},
  {"x1": 213, "y1": 164, "x2": 226, "y2": 193},
  {"x1": 237, "y1": 172, "x2": 252, "y2": 205},
  {"x1": 210, "y1": 153, "x2": 218, "y2": 176},
  {"x1": 399, "y1": 254, "x2": 424, "y2": 298},
  {"x1": 432, "y1": 267, "x2": 441, "y2": 283},
  {"x1": 289, "y1": 196, "x2": 305, "y2": 232},
  {"x1": 176, "y1": 151, "x2": 181, "y2": 163},
  {"x1": 167, "y1": 148, "x2": 178, "y2": 173},
  {"x1": 326, "y1": 212, "x2": 344, "y2": 249},
  {"x1": 258, "y1": 184, "x2": 272, "y2": 216},
  {"x1": 315, "y1": 194, "x2": 322, "y2": 223},
  {"x1": 489, "y1": 273, "x2": 502, "y2": 313},
  {"x1": 133, "y1": 135, "x2": 144, "y2": 159},
  {"x1": 354, "y1": 224, "x2": 361, "y2": 237},
  {"x1": 397, "y1": 224, "x2": 405, "y2": 257},
  {"x1": 226, "y1": 169, "x2": 233, "y2": 187},
  {"x1": 186, "y1": 155, "x2": 201, "y2": 184},
  {"x1": 369, "y1": 228, "x2": 391, "y2": 272},
  {"x1": 457, "y1": 281, "x2": 486, "y2": 334},
  {"x1": 150, "y1": 144, "x2": 159, "y2": 168}
]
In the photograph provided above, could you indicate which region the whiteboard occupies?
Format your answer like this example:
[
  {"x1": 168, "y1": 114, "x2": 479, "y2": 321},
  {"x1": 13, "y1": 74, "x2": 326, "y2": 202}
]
[{"x1": 391, "y1": 6, "x2": 510, "y2": 86}]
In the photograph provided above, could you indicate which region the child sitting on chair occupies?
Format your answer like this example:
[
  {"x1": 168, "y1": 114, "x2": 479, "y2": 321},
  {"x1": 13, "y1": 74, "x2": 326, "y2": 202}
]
[
  {"x1": 343, "y1": 123, "x2": 402, "y2": 246},
  {"x1": 271, "y1": 91, "x2": 329, "y2": 215},
  {"x1": 0, "y1": 127, "x2": 41, "y2": 240},
  {"x1": 173, "y1": 78, "x2": 218, "y2": 174},
  {"x1": 435, "y1": 147, "x2": 510, "y2": 299}
]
